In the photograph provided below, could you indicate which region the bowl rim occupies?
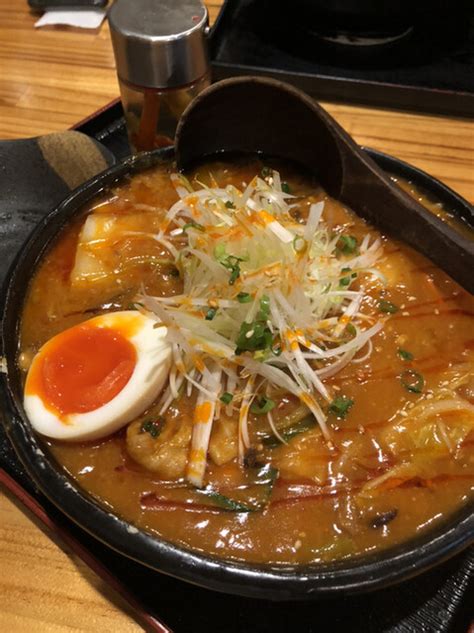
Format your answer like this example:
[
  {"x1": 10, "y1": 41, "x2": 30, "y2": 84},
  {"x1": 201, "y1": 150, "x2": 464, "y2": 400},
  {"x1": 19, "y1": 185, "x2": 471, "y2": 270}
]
[{"x1": 1, "y1": 146, "x2": 473, "y2": 601}]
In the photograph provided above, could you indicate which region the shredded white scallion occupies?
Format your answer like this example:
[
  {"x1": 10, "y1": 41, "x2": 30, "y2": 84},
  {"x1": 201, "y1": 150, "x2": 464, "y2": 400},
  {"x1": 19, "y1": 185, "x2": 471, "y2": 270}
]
[{"x1": 139, "y1": 168, "x2": 387, "y2": 485}]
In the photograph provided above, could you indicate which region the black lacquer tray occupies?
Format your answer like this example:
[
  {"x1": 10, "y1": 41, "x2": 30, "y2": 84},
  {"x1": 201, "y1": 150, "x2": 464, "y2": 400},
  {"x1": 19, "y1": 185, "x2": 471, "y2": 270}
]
[
  {"x1": 0, "y1": 102, "x2": 473, "y2": 632},
  {"x1": 209, "y1": 0, "x2": 474, "y2": 117}
]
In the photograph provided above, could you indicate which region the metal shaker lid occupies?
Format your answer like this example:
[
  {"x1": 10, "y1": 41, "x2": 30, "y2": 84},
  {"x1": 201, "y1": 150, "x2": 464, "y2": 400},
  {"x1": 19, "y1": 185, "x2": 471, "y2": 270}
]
[{"x1": 108, "y1": 0, "x2": 209, "y2": 89}]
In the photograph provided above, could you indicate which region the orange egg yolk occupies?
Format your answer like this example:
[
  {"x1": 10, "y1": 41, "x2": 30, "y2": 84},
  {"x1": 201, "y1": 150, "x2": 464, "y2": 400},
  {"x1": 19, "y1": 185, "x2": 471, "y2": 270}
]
[{"x1": 25, "y1": 324, "x2": 137, "y2": 416}]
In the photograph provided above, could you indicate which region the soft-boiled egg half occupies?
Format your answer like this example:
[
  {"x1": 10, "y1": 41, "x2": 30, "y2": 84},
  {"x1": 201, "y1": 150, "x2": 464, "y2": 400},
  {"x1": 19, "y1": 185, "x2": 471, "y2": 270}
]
[{"x1": 23, "y1": 311, "x2": 171, "y2": 441}]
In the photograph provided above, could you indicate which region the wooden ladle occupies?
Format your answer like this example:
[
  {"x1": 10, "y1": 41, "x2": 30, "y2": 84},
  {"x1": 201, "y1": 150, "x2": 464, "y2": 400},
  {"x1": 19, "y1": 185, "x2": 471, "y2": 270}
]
[{"x1": 175, "y1": 77, "x2": 474, "y2": 293}]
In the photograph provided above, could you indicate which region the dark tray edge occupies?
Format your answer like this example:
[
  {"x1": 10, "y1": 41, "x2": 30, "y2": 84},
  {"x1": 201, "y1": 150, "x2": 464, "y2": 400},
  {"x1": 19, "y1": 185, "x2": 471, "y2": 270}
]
[{"x1": 208, "y1": 0, "x2": 474, "y2": 118}]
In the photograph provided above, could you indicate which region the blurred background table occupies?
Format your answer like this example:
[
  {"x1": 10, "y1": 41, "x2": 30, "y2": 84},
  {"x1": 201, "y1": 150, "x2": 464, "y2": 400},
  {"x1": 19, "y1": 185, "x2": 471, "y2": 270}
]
[{"x1": 0, "y1": 0, "x2": 472, "y2": 631}]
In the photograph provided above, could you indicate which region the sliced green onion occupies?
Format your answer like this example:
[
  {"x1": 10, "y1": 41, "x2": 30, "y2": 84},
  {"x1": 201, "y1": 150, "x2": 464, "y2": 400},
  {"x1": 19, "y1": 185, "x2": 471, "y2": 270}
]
[
  {"x1": 328, "y1": 395, "x2": 354, "y2": 419},
  {"x1": 281, "y1": 182, "x2": 291, "y2": 194},
  {"x1": 250, "y1": 396, "x2": 276, "y2": 415},
  {"x1": 214, "y1": 245, "x2": 246, "y2": 285},
  {"x1": 337, "y1": 235, "x2": 358, "y2": 254},
  {"x1": 221, "y1": 257, "x2": 241, "y2": 285},
  {"x1": 340, "y1": 266, "x2": 357, "y2": 285},
  {"x1": 182, "y1": 221, "x2": 204, "y2": 232},
  {"x1": 228, "y1": 264, "x2": 240, "y2": 285},
  {"x1": 205, "y1": 307, "x2": 217, "y2": 320},
  {"x1": 195, "y1": 464, "x2": 278, "y2": 512},
  {"x1": 220, "y1": 392, "x2": 233, "y2": 405},
  {"x1": 398, "y1": 348, "x2": 414, "y2": 361},
  {"x1": 293, "y1": 236, "x2": 307, "y2": 253},
  {"x1": 400, "y1": 369, "x2": 424, "y2": 393},
  {"x1": 225, "y1": 200, "x2": 235, "y2": 209},
  {"x1": 197, "y1": 490, "x2": 255, "y2": 512},
  {"x1": 378, "y1": 299, "x2": 399, "y2": 314},
  {"x1": 257, "y1": 294, "x2": 270, "y2": 320},
  {"x1": 346, "y1": 323, "x2": 357, "y2": 337},
  {"x1": 263, "y1": 415, "x2": 316, "y2": 448},
  {"x1": 141, "y1": 418, "x2": 164, "y2": 438},
  {"x1": 237, "y1": 292, "x2": 252, "y2": 303},
  {"x1": 214, "y1": 243, "x2": 226, "y2": 260},
  {"x1": 235, "y1": 321, "x2": 273, "y2": 354}
]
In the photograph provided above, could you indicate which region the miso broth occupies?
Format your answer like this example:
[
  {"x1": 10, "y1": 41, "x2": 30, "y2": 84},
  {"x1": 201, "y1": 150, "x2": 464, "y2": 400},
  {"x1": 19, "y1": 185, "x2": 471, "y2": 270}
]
[{"x1": 19, "y1": 158, "x2": 474, "y2": 564}]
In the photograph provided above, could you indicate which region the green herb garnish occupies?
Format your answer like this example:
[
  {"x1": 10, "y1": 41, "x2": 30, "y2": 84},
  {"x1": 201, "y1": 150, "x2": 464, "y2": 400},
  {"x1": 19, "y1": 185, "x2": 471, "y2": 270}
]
[
  {"x1": 398, "y1": 348, "x2": 414, "y2": 361},
  {"x1": 346, "y1": 323, "x2": 357, "y2": 337},
  {"x1": 214, "y1": 244, "x2": 246, "y2": 285},
  {"x1": 378, "y1": 299, "x2": 399, "y2": 314},
  {"x1": 250, "y1": 396, "x2": 276, "y2": 415},
  {"x1": 237, "y1": 292, "x2": 252, "y2": 303},
  {"x1": 182, "y1": 221, "x2": 204, "y2": 232},
  {"x1": 261, "y1": 166, "x2": 272, "y2": 178},
  {"x1": 281, "y1": 182, "x2": 291, "y2": 194},
  {"x1": 214, "y1": 243, "x2": 226, "y2": 259},
  {"x1": 141, "y1": 418, "x2": 164, "y2": 439},
  {"x1": 198, "y1": 490, "x2": 255, "y2": 512},
  {"x1": 340, "y1": 267, "x2": 358, "y2": 287},
  {"x1": 235, "y1": 321, "x2": 273, "y2": 354},
  {"x1": 257, "y1": 295, "x2": 270, "y2": 320},
  {"x1": 220, "y1": 392, "x2": 233, "y2": 405},
  {"x1": 337, "y1": 235, "x2": 358, "y2": 255},
  {"x1": 229, "y1": 262, "x2": 241, "y2": 285},
  {"x1": 196, "y1": 463, "x2": 279, "y2": 512},
  {"x1": 225, "y1": 200, "x2": 235, "y2": 209},
  {"x1": 235, "y1": 295, "x2": 273, "y2": 354},
  {"x1": 263, "y1": 415, "x2": 317, "y2": 448},
  {"x1": 400, "y1": 369, "x2": 424, "y2": 393},
  {"x1": 328, "y1": 395, "x2": 354, "y2": 418},
  {"x1": 205, "y1": 307, "x2": 217, "y2": 320}
]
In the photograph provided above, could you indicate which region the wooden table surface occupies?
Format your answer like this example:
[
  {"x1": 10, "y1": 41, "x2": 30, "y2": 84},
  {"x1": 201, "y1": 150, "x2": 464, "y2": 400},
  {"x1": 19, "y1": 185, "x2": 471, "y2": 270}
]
[{"x1": 0, "y1": 1, "x2": 473, "y2": 631}]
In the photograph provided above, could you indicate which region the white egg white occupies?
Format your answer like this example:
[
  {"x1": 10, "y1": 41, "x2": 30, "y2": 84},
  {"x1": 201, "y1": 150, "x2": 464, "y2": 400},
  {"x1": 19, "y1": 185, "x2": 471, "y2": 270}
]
[{"x1": 23, "y1": 311, "x2": 172, "y2": 441}]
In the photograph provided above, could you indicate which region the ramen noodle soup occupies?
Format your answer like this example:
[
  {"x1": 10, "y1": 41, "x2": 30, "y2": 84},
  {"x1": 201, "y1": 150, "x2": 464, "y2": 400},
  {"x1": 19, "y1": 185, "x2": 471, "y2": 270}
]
[{"x1": 19, "y1": 157, "x2": 474, "y2": 564}]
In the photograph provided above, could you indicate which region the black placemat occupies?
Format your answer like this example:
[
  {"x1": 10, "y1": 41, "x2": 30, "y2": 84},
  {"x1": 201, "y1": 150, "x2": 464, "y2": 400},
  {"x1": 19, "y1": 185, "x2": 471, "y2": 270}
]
[{"x1": 1, "y1": 102, "x2": 473, "y2": 633}]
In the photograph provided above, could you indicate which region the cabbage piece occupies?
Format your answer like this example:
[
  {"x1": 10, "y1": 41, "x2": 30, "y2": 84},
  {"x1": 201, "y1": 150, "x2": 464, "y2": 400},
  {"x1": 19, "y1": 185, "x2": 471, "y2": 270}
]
[{"x1": 71, "y1": 211, "x2": 168, "y2": 285}]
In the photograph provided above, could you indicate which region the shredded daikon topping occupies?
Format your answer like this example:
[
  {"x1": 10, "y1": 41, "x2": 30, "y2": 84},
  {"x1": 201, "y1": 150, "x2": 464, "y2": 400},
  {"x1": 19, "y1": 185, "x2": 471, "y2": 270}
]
[{"x1": 138, "y1": 169, "x2": 385, "y2": 486}]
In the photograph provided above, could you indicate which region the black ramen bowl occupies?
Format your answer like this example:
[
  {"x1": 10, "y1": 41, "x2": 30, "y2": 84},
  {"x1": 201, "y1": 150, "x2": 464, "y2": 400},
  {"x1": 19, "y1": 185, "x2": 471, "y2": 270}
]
[{"x1": 1, "y1": 145, "x2": 473, "y2": 601}]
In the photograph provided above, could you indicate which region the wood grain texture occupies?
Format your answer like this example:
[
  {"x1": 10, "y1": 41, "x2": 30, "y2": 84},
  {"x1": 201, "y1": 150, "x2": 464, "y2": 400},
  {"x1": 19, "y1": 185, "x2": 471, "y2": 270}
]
[
  {"x1": 0, "y1": 0, "x2": 472, "y2": 630},
  {"x1": 0, "y1": 490, "x2": 141, "y2": 632}
]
